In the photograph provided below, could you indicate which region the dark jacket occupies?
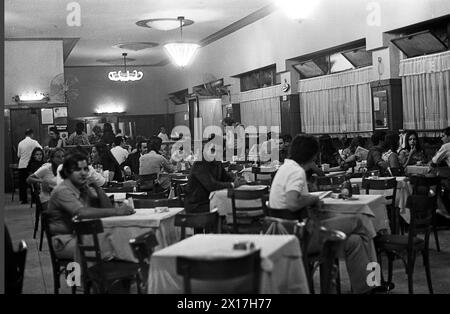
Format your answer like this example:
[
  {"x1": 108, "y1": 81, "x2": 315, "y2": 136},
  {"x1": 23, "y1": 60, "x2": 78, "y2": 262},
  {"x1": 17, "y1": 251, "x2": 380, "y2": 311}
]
[
  {"x1": 184, "y1": 161, "x2": 233, "y2": 213},
  {"x1": 121, "y1": 151, "x2": 141, "y2": 178},
  {"x1": 367, "y1": 145, "x2": 384, "y2": 171}
]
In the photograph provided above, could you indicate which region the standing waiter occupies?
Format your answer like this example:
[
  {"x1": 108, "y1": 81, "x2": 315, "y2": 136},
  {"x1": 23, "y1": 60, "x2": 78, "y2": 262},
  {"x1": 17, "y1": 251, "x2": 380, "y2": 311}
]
[{"x1": 17, "y1": 129, "x2": 42, "y2": 204}]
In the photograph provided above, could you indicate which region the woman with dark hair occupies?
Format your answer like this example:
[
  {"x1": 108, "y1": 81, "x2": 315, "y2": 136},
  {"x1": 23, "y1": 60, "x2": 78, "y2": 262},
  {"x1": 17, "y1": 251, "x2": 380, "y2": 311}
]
[
  {"x1": 399, "y1": 130, "x2": 427, "y2": 167},
  {"x1": 269, "y1": 134, "x2": 381, "y2": 294},
  {"x1": 48, "y1": 127, "x2": 64, "y2": 148},
  {"x1": 382, "y1": 132, "x2": 401, "y2": 172},
  {"x1": 95, "y1": 142, "x2": 123, "y2": 182},
  {"x1": 26, "y1": 147, "x2": 65, "y2": 204},
  {"x1": 101, "y1": 122, "x2": 116, "y2": 146},
  {"x1": 318, "y1": 135, "x2": 342, "y2": 168},
  {"x1": 27, "y1": 147, "x2": 45, "y2": 175}
]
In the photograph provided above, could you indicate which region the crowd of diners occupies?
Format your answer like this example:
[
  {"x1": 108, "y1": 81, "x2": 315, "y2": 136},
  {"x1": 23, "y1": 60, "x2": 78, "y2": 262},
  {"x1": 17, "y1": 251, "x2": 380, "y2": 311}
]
[{"x1": 11, "y1": 120, "x2": 450, "y2": 294}]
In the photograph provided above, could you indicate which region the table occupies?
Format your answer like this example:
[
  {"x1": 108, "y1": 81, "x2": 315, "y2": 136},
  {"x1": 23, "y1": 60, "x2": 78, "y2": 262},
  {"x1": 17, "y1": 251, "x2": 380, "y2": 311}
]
[
  {"x1": 405, "y1": 165, "x2": 430, "y2": 176},
  {"x1": 350, "y1": 177, "x2": 412, "y2": 223},
  {"x1": 96, "y1": 207, "x2": 184, "y2": 262},
  {"x1": 148, "y1": 234, "x2": 309, "y2": 294},
  {"x1": 209, "y1": 185, "x2": 268, "y2": 223},
  {"x1": 312, "y1": 193, "x2": 390, "y2": 235}
]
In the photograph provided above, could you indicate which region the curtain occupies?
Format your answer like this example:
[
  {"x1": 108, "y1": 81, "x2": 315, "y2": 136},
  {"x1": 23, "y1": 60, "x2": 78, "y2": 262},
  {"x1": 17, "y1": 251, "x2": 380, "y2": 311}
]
[
  {"x1": 198, "y1": 98, "x2": 222, "y2": 133},
  {"x1": 399, "y1": 51, "x2": 450, "y2": 130},
  {"x1": 299, "y1": 66, "x2": 373, "y2": 134},
  {"x1": 240, "y1": 96, "x2": 281, "y2": 131}
]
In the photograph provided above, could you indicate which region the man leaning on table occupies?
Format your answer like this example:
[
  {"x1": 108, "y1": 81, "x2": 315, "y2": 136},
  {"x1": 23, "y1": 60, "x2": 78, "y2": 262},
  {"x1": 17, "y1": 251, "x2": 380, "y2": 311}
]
[
  {"x1": 430, "y1": 127, "x2": 450, "y2": 218},
  {"x1": 269, "y1": 135, "x2": 389, "y2": 294},
  {"x1": 47, "y1": 152, "x2": 134, "y2": 259}
]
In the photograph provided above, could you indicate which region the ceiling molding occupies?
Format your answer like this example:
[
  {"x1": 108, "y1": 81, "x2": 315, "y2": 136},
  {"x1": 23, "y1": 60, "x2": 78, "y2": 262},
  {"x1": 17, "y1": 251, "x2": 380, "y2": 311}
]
[{"x1": 199, "y1": 3, "x2": 276, "y2": 47}]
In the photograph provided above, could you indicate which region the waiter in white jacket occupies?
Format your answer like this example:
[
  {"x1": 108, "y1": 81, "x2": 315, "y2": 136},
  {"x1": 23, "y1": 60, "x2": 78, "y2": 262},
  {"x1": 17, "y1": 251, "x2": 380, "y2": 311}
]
[{"x1": 17, "y1": 129, "x2": 42, "y2": 204}]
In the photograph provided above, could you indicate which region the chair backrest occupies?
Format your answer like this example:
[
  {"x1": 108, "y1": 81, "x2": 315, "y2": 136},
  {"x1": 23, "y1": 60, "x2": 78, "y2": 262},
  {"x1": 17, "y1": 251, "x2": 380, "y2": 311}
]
[
  {"x1": 315, "y1": 175, "x2": 346, "y2": 191},
  {"x1": 407, "y1": 195, "x2": 436, "y2": 243},
  {"x1": 9, "y1": 240, "x2": 27, "y2": 294},
  {"x1": 408, "y1": 175, "x2": 441, "y2": 196},
  {"x1": 138, "y1": 173, "x2": 158, "y2": 191},
  {"x1": 73, "y1": 219, "x2": 105, "y2": 280},
  {"x1": 362, "y1": 178, "x2": 397, "y2": 206},
  {"x1": 129, "y1": 230, "x2": 159, "y2": 293},
  {"x1": 228, "y1": 188, "x2": 268, "y2": 234},
  {"x1": 103, "y1": 186, "x2": 135, "y2": 193},
  {"x1": 126, "y1": 190, "x2": 170, "y2": 199},
  {"x1": 176, "y1": 249, "x2": 261, "y2": 294},
  {"x1": 228, "y1": 164, "x2": 244, "y2": 172},
  {"x1": 41, "y1": 211, "x2": 69, "y2": 272},
  {"x1": 251, "y1": 166, "x2": 277, "y2": 182},
  {"x1": 174, "y1": 211, "x2": 220, "y2": 239},
  {"x1": 133, "y1": 197, "x2": 182, "y2": 208}
]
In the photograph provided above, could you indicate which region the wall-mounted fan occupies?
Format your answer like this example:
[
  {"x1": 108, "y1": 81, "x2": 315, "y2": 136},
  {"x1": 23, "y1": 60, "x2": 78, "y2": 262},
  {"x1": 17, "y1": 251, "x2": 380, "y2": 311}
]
[{"x1": 49, "y1": 73, "x2": 80, "y2": 105}]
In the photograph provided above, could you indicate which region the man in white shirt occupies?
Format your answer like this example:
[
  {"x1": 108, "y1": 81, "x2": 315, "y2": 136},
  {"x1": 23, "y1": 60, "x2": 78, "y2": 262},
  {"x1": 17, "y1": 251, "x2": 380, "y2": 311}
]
[
  {"x1": 110, "y1": 136, "x2": 129, "y2": 166},
  {"x1": 17, "y1": 129, "x2": 42, "y2": 204},
  {"x1": 157, "y1": 126, "x2": 170, "y2": 142},
  {"x1": 269, "y1": 135, "x2": 383, "y2": 294},
  {"x1": 431, "y1": 127, "x2": 450, "y2": 167}
]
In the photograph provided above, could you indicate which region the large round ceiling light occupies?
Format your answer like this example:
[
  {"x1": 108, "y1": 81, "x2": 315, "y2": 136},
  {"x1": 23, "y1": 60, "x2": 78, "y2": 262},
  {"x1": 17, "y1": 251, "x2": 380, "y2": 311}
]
[{"x1": 136, "y1": 18, "x2": 194, "y2": 31}]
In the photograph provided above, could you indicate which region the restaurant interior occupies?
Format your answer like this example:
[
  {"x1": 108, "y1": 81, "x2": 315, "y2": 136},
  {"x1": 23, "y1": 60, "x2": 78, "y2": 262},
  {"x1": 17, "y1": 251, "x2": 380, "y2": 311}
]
[{"x1": 4, "y1": 0, "x2": 450, "y2": 295}]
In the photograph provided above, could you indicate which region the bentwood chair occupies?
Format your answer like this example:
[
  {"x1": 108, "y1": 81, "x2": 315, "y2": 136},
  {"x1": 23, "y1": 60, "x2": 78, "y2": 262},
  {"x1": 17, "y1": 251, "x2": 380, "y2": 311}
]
[
  {"x1": 5, "y1": 226, "x2": 27, "y2": 295},
  {"x1": 41, "y1": 212, "x2": 77, "y2": 294},
  {"x1": 126, "y1": 189, "x2": 170, "y2": 199},
  {"x1": 129, "y1": 231, "x2": 159, "y2": 294},
  {"x1": 132, "y1": 197, "x2": 182, "y2": 209},
  {"x1": 174, "y1": 210, "x2": 220, "y2": 240},
  {"x1": 362, "y1": 178, "x2": 398, "y2": 234},
  {"x1": 227, "y1": 187, "x2": 269, "y2": 234},
  {"x1": 73, "y1": 219, "x2": 140, "y2": 294},
  {"x1": 374, "y1": 195, "x2": 435, "y2": 294},
  {"x1": 30, "y1": 183, "x2": 45, "y2": 250},
  {"x1": 315, "y1": 174, "x2": 347, "y2": 191},
  {"x1": 176, "y1": 249, "x2": 261, "y2": 294},
  {"x1": 408, "y1": 175, "x2": 441, "y2": 252},
  {"x1": 251, "y1": 166, "x2": 277, "y2": 184}
]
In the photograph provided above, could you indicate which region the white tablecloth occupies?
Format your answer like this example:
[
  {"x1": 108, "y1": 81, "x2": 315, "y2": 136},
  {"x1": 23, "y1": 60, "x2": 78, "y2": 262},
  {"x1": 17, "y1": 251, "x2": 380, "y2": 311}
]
[
  {"x1": 148, "y1": 234, "x2": 309, "y2": 294},
  {"x1": 350, "y1": 177, "x2": 412, "y2": 223},
  {"x1": 98, "y1": 207, "x2": 184, "y2": 262},
  {"x1": 312, "y1": 193, "x2": 389, "y2": 235}
]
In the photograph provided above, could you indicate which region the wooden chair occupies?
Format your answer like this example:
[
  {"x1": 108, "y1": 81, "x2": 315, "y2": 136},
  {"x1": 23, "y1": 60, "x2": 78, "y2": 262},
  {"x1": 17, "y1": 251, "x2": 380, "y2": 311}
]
[
  {"x1": 133, "y1": 197, "x2": 182, "y2": 209},
  {"x1": 374, "y1": 195, "x2": 435, "y2": 294},
  {"x1": 41, "y1": 212, "x2": 77, "y2": 294},
  {"x1": 251, "y1": 166, "x2": 276, "y2": 183},
  {"x1": 315, "y1": 174, "x2": 346, "y2": 191},
  {"x1": 137, "y1": 174, "x2": 158, "y2": 191},
  {"x1": 174, "y1": 210, "x2": 220, "y2": 240},
  {"x1": 7, "y1": 239, "x2": 27, "y2": 294},
  {"x1": 408, "y1": 175, "x2": 441, "y2": 252},
  {"x1": 171, "y1": 177, "x2": 188, "y2": 196},
  {"x1": 125, "y1": 190, "x2": 170, "y2": 199},
  {"x1": 103, "y1": 186, "x2": 135, "y2": 193},
  {"x1": 228, "y1": 164, "x2": 244, "y2": 172},
  {"x1": 30, "y1": 183, "x2": 45, "y2": 250},
  {"x1": 362, "y1": 178, "x2": 398, "y2": 234},
  {"x1": 176, "y1": 249, "x2": 261, "y2": 294},
  {"x1": 129, "y1": 231, "x2": 159, "y2": 294},
  {"x1": 73, "y1": 218, "x2": 140, "y2": 294},
  {"x1": 228, "y1": 187, "x2": 268, "y2": 234}
]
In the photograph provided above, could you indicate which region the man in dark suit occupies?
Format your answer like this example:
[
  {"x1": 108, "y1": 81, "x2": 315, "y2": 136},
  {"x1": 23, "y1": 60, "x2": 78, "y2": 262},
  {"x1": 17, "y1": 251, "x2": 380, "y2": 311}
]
[
  {"x1": 184, "y1": 146, "x2": 244, "y2": 213},
  {"x1": 122, "y1": 140, "x2": 148, "y2": 179}
]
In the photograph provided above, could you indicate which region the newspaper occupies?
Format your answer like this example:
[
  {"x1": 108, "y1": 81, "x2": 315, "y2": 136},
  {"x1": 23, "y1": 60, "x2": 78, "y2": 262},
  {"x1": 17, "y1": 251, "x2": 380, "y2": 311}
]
[{"x1": 355, "y1": 146, "x2": 369, "y2": 160}]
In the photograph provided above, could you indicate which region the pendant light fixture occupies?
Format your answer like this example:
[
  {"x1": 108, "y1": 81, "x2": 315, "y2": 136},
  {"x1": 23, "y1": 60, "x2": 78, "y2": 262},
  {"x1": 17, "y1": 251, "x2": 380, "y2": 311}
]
[
  {"x1": 164, "y1": 16, "x2": 200, "y2": 67},
  {"x1": 108, "y1": 53, "x2": 143, "y2": 82}
]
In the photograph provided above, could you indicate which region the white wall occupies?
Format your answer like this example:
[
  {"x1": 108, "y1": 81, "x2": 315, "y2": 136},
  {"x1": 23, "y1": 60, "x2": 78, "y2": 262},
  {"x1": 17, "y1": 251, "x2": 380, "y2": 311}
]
[{"x1": 5, "y1": 40, "x2": 64, "y2": 105}]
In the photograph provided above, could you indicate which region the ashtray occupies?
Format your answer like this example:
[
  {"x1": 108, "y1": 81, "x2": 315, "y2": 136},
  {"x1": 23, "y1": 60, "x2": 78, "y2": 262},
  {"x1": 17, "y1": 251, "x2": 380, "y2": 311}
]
[
  {"x1": 233, "y1": 241, "x2": 255, "y2": 250},
  {"x1": 155, "y1": 207, "x2": 169, "y2": 213}
]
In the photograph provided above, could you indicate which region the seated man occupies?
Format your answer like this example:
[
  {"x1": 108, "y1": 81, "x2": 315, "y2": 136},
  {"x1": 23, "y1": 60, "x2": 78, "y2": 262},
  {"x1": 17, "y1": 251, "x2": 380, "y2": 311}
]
[
  {"x1": 122, "y1": 140, "x2": 148, "y2": 179},
  {"x1": 269, "y1": 135, "x2": 382, "y2": 294},
  {"x1": 47, "y1": 153, "x2": 134, "y2": 259},
  {"x1": 367, "y1": 131, "x2": 388, "y2": 173},
  {"x1": 185, "y1": 146, "x2": 244, "y2": 213},
  {"x1": 430, "y1": 127, "x2": 450, "y2": 168},
  {"x1": 139, "y1": 136, "x2": 175, "y2": 190},
  {"x1": 110, "y1": 136, "x2": 129, "y2": 166}
]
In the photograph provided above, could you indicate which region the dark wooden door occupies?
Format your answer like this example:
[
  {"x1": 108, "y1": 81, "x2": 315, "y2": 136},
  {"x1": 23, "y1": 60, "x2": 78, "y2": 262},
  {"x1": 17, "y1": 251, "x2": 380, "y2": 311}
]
[
  {"x1": 188, "y1": 97, "x2": 199, "y2": 138},
  {"x1": 10, "y1": 108, "x2": 42, "y2": 161},
  {"x1": 280, "y1": 94, "x2": 301, "y2": 137}
]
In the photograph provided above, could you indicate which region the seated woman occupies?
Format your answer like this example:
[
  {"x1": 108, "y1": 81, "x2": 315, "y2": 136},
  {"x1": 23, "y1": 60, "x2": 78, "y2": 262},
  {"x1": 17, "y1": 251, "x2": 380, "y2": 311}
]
[
  {"x1": 27, "y1": 147, "x2": 46, "y2": 175},
  {"x1": 269, "y1": 135, "x2": 380, "y2": 294},
  {"x1": 184, "y1": 146, "x2": 244, "y2": 213},
  {"x1": 399, "y1": 130, "x2": 427, "y2": 167},
  {"x1": 381, "y1": 132, "x2": 401, "y2": 175},
  {"x1": 318, "y1": 135, "x2": 346, "y2": 171},
  {"x1": 139, "y1": 136, "x2": 175, "y2": 190},
  {"x1": 341, "y1": 136, "x2": 365, "y2": 164},
  {"x1": 47, "y1": 153, "x2": 134, "y2": 259},
  {"x1": 26, "y1": 148, "x2": 65, "y2": 205},
  {"x1": 95, "y1": 142, "x2": 123, "y2": 182}
]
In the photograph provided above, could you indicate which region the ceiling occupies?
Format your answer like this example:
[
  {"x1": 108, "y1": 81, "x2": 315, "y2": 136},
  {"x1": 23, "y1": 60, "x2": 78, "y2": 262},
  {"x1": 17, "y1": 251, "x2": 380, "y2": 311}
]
[{"x1": 5, "y1": 0, "x2": 275, "y2": 67}]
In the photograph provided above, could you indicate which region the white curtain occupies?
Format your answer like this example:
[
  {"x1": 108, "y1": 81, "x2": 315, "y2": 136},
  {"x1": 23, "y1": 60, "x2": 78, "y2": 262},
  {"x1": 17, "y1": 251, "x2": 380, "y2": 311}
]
[
  {"x1": 198, "y1": 98, "x2": 223, "y2": 132},
  {"x1": 399, "y1": 51, "x2": 450, "y2": 130},
  {"x1": 299, "y1": 66, "x2": 373, "y2": 134},
  {"x1": 240, "y1": 96, "x2": 281, "y2": 130}
]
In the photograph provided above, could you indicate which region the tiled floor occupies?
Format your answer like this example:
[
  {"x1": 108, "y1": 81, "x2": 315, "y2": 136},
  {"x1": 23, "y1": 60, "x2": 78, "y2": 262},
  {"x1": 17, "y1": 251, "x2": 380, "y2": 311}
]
[{"x1": 5, "y1": 193, "x2": 450, "y2": 294}]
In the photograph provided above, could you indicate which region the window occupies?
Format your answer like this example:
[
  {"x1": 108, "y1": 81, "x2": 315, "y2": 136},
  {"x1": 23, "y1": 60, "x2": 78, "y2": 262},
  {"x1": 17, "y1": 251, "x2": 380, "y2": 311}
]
[
  {"x1": 168, "y1": 89, "x2": 188, "y2": 105},
  {"x1": 391, "y1": 30, "x2": 448, "y2": 58},
  {"x1": 193, "y1": 79, "x2": 228, "y2": 97},
  {"x1": 292, "y1": 44, "x2": 373, "y2": 79},
  {"x1": 237, "y1": 65, "x2": 277, "y2": 92}
]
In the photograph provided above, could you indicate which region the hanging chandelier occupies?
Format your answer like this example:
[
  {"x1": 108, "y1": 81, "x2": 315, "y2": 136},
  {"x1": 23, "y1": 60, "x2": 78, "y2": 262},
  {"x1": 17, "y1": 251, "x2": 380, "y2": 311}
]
[
  {"x1": 164, "y1": 16, "x2": 200, "y2": 67},
  {"x1": 108, "y1": 53, "x2": 143, "y2": 82}
]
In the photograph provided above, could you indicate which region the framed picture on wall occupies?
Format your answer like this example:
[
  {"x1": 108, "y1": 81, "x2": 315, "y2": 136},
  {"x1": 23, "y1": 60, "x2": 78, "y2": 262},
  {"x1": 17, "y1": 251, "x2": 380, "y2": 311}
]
[
  {"x1": 53, "y1": 107, "x2": 68, "y2": 125},
  {"x1": 372, "y1": 89, "x2": 389, "y2": 130},
  {"x1": 41, "y1": 108, "x2": 54, "y2": 124}
]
